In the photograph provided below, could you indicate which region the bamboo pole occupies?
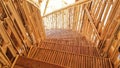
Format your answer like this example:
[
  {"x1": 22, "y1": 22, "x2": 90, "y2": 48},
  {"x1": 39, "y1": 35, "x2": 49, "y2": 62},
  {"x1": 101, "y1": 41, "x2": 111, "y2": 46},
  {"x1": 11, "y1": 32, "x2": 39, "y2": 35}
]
[
  {"x1": 43, "y1": 0, "x2": 49, "y2": 15},
  {"x1": 85, "y1": 7, "x2": 101, "y2": 40}
]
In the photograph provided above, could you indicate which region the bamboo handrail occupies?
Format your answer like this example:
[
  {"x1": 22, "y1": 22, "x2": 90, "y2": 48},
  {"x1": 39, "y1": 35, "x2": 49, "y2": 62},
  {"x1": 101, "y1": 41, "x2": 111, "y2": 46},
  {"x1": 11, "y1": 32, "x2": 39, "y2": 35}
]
[
  {"x1": 26, "y1": 0, "x2": 40, "y2": 9},
  {"x1": 42, "y1": 0, "x2": 92, "y2": 17}
]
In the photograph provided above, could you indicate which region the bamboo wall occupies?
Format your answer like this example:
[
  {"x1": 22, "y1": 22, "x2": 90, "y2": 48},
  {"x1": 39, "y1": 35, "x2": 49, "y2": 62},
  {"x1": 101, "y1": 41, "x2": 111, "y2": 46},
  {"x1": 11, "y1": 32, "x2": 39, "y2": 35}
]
[{"x1": 0, "y1": 0, "x2": 45, "y2": 68}]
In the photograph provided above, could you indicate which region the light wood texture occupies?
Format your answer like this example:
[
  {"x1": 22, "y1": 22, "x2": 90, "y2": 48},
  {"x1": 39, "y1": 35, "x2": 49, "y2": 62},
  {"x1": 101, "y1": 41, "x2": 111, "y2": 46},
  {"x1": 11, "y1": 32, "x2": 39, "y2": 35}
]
[
  {"x1": 0, "y1": 0, "x2": 45, "y2": 67},
  {"x1": 0, "y1": 0, "x2": 120, "y2": 68}
]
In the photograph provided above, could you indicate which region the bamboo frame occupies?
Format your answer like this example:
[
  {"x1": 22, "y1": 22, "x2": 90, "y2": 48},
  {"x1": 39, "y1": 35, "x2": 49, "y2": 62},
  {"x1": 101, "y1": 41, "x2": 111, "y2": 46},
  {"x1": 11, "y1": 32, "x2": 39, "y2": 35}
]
[{"x1": 0, "y1": 0, "x2": 46, "y2": 67}]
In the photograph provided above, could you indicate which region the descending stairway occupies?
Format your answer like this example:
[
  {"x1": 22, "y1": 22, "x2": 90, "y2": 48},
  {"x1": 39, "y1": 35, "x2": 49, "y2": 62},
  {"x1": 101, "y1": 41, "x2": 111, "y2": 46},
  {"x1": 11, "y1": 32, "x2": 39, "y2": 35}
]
[
  {"x1": 14, "y1": 29, "x2": 112, "y2": 68},
  {"x1": 1, "y1": 0, "x2": 119, "y2": 67}
]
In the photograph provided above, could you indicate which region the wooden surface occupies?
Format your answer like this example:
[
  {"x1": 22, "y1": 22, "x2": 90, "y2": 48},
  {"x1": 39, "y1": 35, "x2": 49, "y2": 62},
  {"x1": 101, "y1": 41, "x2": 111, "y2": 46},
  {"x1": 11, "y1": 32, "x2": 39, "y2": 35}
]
[
  {"x1": 0, "y1": 0, "x2": 45, "y2": 67},
  {"x1": 0, "y1": 0, "x2": 119, "y2": 67},
  {"x1": 27, "y1": 29, "x2": 112, "y2": 68},
  {"x1": 31, "y1": 48, "x2": 112, "y2": 68},
  {"x1": 14, "y1": 56, "x2": 64, "y2": 68}
]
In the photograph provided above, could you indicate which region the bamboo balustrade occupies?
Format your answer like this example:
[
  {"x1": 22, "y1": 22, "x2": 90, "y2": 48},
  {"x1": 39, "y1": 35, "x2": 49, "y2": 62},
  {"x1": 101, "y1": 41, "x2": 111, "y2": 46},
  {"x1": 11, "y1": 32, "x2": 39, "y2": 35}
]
[
  {"x1": 42, "y1": 0, "x2": 90, "y2": 29},
  {"x1": 43, "y1": 0, "x2": 101, "y2": 47},
  {"x1": 0, "y1": 21, "x2": 15, "y2": 68},
  {"x1": 0, "y1": 0, "x2": 45, "y2": 67},
  {"x1": 107, "y1": 25, "x2": 120, "y2": 68},
  {"x1": 90, "y1": 0, "x2": 120, "y2": 49},
  {"x1": 90, "y1": 0, "x2": 120, "y2": 67},
  {"x1": 20, "y1": 1, "x2": 46, "y2": 44},
  {"x1": 43, "y1": 0, "x2": 120, "y2": 49}
]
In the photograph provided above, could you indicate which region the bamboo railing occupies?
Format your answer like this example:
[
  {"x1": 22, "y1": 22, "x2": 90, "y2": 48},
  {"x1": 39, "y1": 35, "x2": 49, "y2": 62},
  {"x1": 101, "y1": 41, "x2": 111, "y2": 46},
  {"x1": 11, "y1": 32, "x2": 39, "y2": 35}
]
[
  {"x1": 43, "y1": 0, "x2": 91, "y2": 30},
  {"x1": 43, "y1": 0, "x2": 120, "y2": 46},
  {"x1": 43, "y1": 1, "x2": 120, "y2": 66},
  {"x1": 0, "y1": 0, "x2": 45, "y2": 67},
  {"x1": 43, "y1": 0, "x2": 101, "y2": 46}
]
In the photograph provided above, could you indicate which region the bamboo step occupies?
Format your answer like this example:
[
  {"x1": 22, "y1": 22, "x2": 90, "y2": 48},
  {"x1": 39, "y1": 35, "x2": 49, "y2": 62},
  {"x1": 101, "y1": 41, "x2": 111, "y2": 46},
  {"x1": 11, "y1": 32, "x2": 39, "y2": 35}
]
[
  {"x1": 32, "y1": 48, "x2": 112, "y2": 68},
  {"x1": 45, "y1": 39, "x2": 93, "y2": 47},
  {"x1": 46, "y1": 29, "x2": 83, "y2": 39},
  {"x1": 13, "y1": 56, "x2": 65, "y2": 68},
  {"x1": 39, "y1": 42, "x2": 99, "y2": 57}
]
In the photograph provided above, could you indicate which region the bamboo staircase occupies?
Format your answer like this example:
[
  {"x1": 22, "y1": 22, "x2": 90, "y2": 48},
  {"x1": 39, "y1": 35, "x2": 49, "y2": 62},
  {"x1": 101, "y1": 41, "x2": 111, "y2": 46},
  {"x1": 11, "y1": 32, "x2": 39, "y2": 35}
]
[
  {"x1": 0, "y1": 0, "x2": 120, "y2": 68},
  {"x1": 12, "y1": 0, "x2": 120, "y2": 68},
  {"x1": 14, "y1": 29, "x2": 112, "y2": 68}
]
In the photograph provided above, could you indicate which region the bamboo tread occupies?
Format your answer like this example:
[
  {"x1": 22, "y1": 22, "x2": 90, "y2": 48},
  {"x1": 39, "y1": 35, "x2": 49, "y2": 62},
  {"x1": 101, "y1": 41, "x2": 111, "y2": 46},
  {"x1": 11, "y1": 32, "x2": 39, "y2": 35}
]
[
  {"x1": 14, "y1": 56, "x2": 65, "y2": 68},
  {"x1": 39, "y1": 42, "x2": 99, "y2": 57},
  {"x1": 32, "y1": 48, "x2": 112, "y2": 68},
  {"x1": 27, "y1": 29, "x2": 112, "y2": 68}
]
